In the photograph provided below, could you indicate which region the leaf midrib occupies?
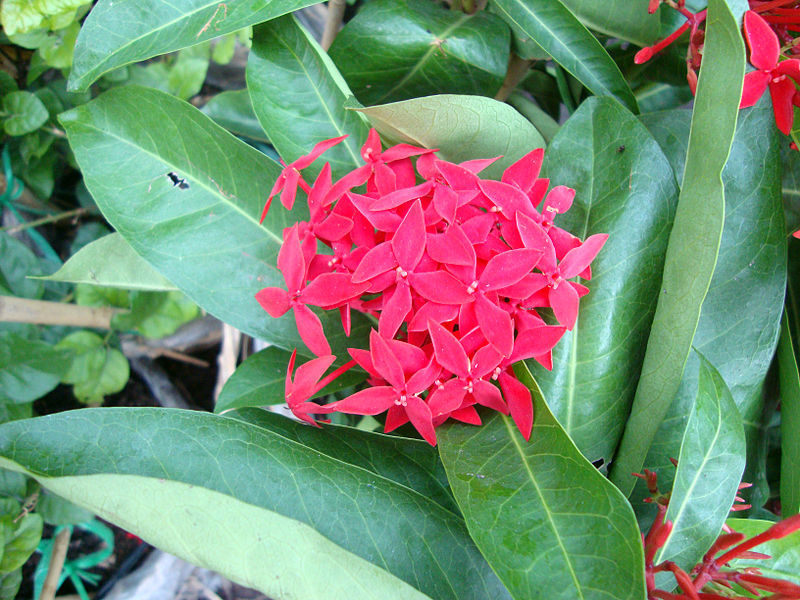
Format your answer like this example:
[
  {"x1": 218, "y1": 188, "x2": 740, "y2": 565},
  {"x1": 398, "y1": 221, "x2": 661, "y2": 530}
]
[{"x1": 502, "y1": 415, "x2": 586, "y2": 599}]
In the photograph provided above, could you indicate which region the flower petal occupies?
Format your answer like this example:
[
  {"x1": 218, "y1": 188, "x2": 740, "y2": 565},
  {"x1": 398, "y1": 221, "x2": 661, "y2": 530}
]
[
  {"x1": 770, "y1": 76, "x2": 797, "y2": 135},
  {"x1": 378, "y1": 281, "x2": 412, "y2": 340},
  {"x1": 410, "y1": 271, "x2": 474, "y2": 304},
  {"x1": 292, "y1": 354, "x2": 337, "y2": 401},
  {"x1": 479, "y1": 248, "x2": 543, "y2": 291},
  {"x1": 278, "y1": 225, "x2": 306, "y2": 292},
  {"x1": 405, "y1": 395, "x2": 437, "y2": 445},
  {"x1": 255, "y1": 287, "x2": 291, "y2": 318},
  {"x1": 325, "y1": 386, "x2": 397, "y2": 415},
  {"x1": 549, "y1": 282, "x2": 580, "y2": 330},
  {"x1": 294, "y1": 135, "x2": 349, "y2": 169},
  {"x1": 744, "y1": 10, "x2": 780, "y2": 71},
  {"x1": 293, "y1": 304, "x2": 332, "y2": 357},
  {"x1": 501, "y1": 148, "x2": 544, "y2": 193},
  {"x1": 558, "y1": 233, "x2": 608, "y2": 279},
  {"x1": 499, "y1": 371, "x2": 533, "y2": 441},
  {"x1": 370, "y1": 329, "x2": 406, "y2": 389},
  {"x1": 740, "y1": 70, "x2": 771, "y2": 108},
  {"x1": 392, "y1": 200, "x2": 427, "y2": 271},
  {"x1": 428, "y1": 320, "x2": 471, "y2": 377},
  {"x1": 301, "y1": 273, "x2": 367, "y2": 308},
  {"x1": 352, "y1": 242, "x2": 397, "y2": 283},
  {"x1": 475, "y1": 294, "x2": 514, "y2": 357},
  {"x1": 472, "y1": 380, "x2": 508, "y2": 414}
]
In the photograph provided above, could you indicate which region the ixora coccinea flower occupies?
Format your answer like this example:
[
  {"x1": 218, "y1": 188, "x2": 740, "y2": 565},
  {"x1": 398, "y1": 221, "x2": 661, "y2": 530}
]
[{"x1": 256, "y1": 130, "x2": 607, "y2": 445}]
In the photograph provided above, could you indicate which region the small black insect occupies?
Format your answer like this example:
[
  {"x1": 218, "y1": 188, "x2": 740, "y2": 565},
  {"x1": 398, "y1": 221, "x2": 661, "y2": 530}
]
[
  {"x1": 616, "y1": 145, "x2": 626, "y2": 154},
  {"x1": 166, "y1": 172, "x2": 190, "y2": 190}
]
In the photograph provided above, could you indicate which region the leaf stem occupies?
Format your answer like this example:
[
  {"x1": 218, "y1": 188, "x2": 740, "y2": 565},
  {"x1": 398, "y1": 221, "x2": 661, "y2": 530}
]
[
  {"x1": 0, "y1": 296, "x2": 125, "y2": 329},
  {"x1": 1, "y1": 206, "x2": 92, "y2": 234},
  {"x1": 321, "y1": 0, "x2": 346, "y2": 50},
  {"x1": 495, "y1": 54, "x2": 533, "y2": 102}
]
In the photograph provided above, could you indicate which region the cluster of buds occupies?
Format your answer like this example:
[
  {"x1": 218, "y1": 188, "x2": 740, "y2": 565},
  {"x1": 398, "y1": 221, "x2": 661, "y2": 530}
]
[
  {"x1": 636, "y1": 469, "x2": 800, "y2": 599},
  {"x1": 637, "y1": 4, "x2": 800, "y2": 137},
  {"x1": 256, "y1": 130, "x2": 606, "y2": 445}
]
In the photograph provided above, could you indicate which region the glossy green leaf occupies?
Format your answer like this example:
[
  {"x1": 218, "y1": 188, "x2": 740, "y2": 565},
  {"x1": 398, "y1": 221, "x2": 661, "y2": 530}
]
[
  {"x1": 560, "y1": 0, "x2": 659, "y2": 45},
  {"x1": 489, "y1": 0, "x2": 637, "y2": 112},
  {"x1": 438, "y1": 364, "x2": 645, "y2": 600},
  {"x1": 59, "y1": 85, "x2": 369, "y2": 359},
  {"x1": 111, "y1": 291, "x2": 198, "y2": 338},
  {"x1": 633, "y1": 100, "x2": 784, "y2": 511},
  {"x1": 0, "y1": 408, "x2": 510, "y2": 600},
  {"x1": 726, "y1": 518, "x2": 800, "y2": 585},
  {"x1": 610, "y1": 0, "x2": 746, "y2": 495},
  {"x1": 779, "y1": 315, "x2": 800, "y2": 517},
  {"x1": 654, "y1": 355, "x2": 745, "y2": 571},
  {"x1": 228, "y1": 407, "x2": 458, "y2": 514},
  {"x1": 2, "y1": 91, "x2": 48, "y2": 136},
  {"x1": 42, "y1": 233, "x2": 177, "y2": 291},
  {"x1": 201, "y1": 90, "x2": 268, "y2": 142},
  {"x1": 329, "y1": 0, "x2": 508, "y2": 106},
  {"x1": 357, "y1": 94, "x2": 544, "y2": 180},
  {"x1": 0, "y1": 333, "x2": 69, "y2": 403},
  {"x1": 215, "y1": 346, "x2": 365, "y2": 414},
  {"x1": 529, "y1": 96, "x2": 678, "y2": 464},
  {"x1": 247, "y1": 15, "x2": 369, "y2": 178},
  {"x1": 506, "y1": 91, "x2": 560, "y2": 143},
  {"x1": 36, "y1": 491, "x2": 94, "y2": 526},
  {"x1": 55, "y1": 331, "x2": 129, "y2": 404},
  {"x1": 68, "y1": 0, "x2": 322, "y2": 91}
]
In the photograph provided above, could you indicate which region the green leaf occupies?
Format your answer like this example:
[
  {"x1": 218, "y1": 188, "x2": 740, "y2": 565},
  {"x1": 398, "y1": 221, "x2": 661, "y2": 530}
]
[
  {"x1": 610, "y1": 0, "x2": 746, "y2": 495},
  {"x1": 201, "y1": 89, "x2": 268, "y2": 142},
  {"x1": 438, "y1": 364, "x2": 645, "y2": 600},
  {"x1": 528, "y1": 96, "x2": 678, "y2": 464},
  {"x1": 38, "y1": 21, "x2": 80, "y2": 69},
  {"x1": 506, "y1": 92, "x2": 560, "y2": 143},
  {"x1": 654, "y1": 355, "x2": 745, "y2": 571},
  {"x1": 559, "y1": 0, "x2": 659, "y2": 45},
  {"x1": 726, "y1": 518, "x2": 800, "y2": 585},
  {"x1": 779, "y1": 315, "x2": 800, "y2": 517},
  {"x1": 0, "y1": 234, "x2": 44, "y2": 300},
  {"x1": 489, "y1": 0, "x2": 637, "y2": 112},
  {"x1": 55, "y1": 331, "x2": 129, "y2": 404},
  {"x1": 35, "y1": 490, "x2": 94, "y2": 526},
  {"x1": 59, "y1": 85, "x2": 369, "y2": 359},
  {"x1": 247, "y1": 15, "x2": 369, "y2": 178},
  {"x1": 0, "y1": 569, "x2": 21, "y2": 600},
  {"x1": 0, "y1": 333, "x2": 69, "y2": 404},
  {"x1": 2, "y1": 91, "x2": 48, "y2": 136},
  {"x1": 42, "y1": 233, "x2": 177, "y2": 291},
  {"x1": 633, "y1": 99, "x2": 785, "y2": 511},
  {"x1": 0, "y1": 408, "x2": 511, "y2": 600},
  {"x1": 68, "y1": 0, "x2": 323, "y2": 91},
  {"x1": 167, "y1": 43, "x2": 210, "y2": 101},
  {"x1": 329, "y1": 0, "x2": 509, "y2": 106},
  {"x1": 215, "y1": 346, "x2": 365, "y2": 414},
  {"x1": 228, "y1": 407, "x2": 458, "y2": 515},
  {"x1": 357, "y1": 94, "x2": 545, "y2": 180},
  {"x1": 0, "y1": 498, "x2": 43, "y2": 574},
  {"x1": 111, "y1": 291, "x2": 198, "y2": 338},
  {"x1": 0, "y1": 0, "x2": 86, "y2": 35}
]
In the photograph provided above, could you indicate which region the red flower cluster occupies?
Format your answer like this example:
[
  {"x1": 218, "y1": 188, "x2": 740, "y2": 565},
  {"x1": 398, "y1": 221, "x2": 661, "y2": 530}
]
[
  {"x1": 256, "y1": 131, "x2": 606, "y2": 445},
  {"x1": 637, "y1": 469, "x2": 800, "y2": 599}
]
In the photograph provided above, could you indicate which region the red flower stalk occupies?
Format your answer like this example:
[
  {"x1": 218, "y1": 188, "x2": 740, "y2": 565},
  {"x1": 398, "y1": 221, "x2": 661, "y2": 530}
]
[
  {"x1": 256, "y1": 131, "x2": 607, "y2": 444},
  {"x1": 638, "y1": 469, "x2": 800, "y2": 600}
]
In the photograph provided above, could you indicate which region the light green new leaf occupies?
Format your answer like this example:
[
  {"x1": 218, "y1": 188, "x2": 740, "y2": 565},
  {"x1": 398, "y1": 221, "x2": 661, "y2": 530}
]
[
  {"x1": 111, "y1": 291, "x2": 198, "y2": 339},
  {"x1": 633, "y1": 98, "x2": 784, "y2": 512},
  {"x1": 215, "y1": 346, "x2": 365, "y2": 414},
  {"x1": 726, "y1": 518, "x2": 800, "y2": 585},
  {"x1": 329, "y1": 0, "x2": 509, "y2": 106},
  {"x1": 357, "y1": 94, "x2": 544, "y2": 180},
  {"x1": 59, "y1": 85, "x2": 370, "y2": 359},
  {"x1": 42, "y1": 233, "x2": 176, "y2": 291},
  {"x1": 201, "y1": 90, "x2": 268, "y2": 142},
  {"x1": 0, "y1": 0, "x2": 86, "y2": 35},
  {"x1": 610, "y1": 0, "x2": 746, "y2": 495},
  {"x1": 68, "y1": 0, "x2": 323, "y2": 91},
  {"x1": 779, "y1": 315, "x2": 800, "y2": 517},
  {"x1": 228, "y1": 407, "x2": 458, "y2": 515},
  {"x1": 0, "y1": 498, "x2": 43, "y2": 574},
  {"x1": 489, "y1": 0, "x2": 637, "y2": 112},
  {"x1": 0, "y1": 409, "x2": 511, "y2": 600},
  {"x1": 0, "y1": 333, "x2": 70, "y2": 403},
  {"x1": 2, "y1": 92, "x2": 48, "y2": 136},
  {"x1": 247, "y1": 15, "x2": 369, "y2": 178},
  {"x1": 654, "y1": 355, "x2": 745, "y2": 571},
  {"x1": 530, "y1": 96, "x2": 678, "y2": 464},
  {"x1": 55, "y1": 331, "x2": 129, "y2": 404},
  {"x1": 560, "y1": 0, "x2": 659, "y2": 46},
  {"x1": 438, "y1": 364, "x2": 645, "y2": 600}
]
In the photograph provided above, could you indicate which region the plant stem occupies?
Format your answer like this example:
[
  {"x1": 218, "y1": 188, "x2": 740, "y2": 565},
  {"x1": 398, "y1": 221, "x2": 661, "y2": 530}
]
[
  {"x1": 495, "y1": 54, "x2": 533, "y2": 102},
  {"x1": 321, "y1": 0, "x2": 346, "y2": 50},
  {"x1": 1, "y1": 207, "x2": 91, "y2": 234},
  {"x1": 40, "y1": 528, "x2": 71, "y2": 600},
  {"x1": 0, "y1": 296, "x2": 124, "y2": 329}
]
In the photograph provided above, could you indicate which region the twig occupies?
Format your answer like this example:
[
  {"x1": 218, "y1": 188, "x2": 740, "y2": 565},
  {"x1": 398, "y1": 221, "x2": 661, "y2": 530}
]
[
  {"x1": 2, "y1": 207, "x2": 91, "y2": 234},
  {"x1": 321, "y1": 0, "x2": 346, "y2": 50},
  {"x1": 0, "y1": 296, "x2": 123, "y2": 329},
  {"x1": 40, "y1": 528, "x2": 71, "y2": 600},
  {"x1": 495, "y1": 54, "x2": 533, "y2": 102},
  {"x1": 129, "y1": 356, "x2": 194, "y2": 410},
  {"x1": 213, "y1": 323, "x2": 241, "y2": 401},
  {"x1": 0, "y1": 173, "x2": 48, "y2": 213}
]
